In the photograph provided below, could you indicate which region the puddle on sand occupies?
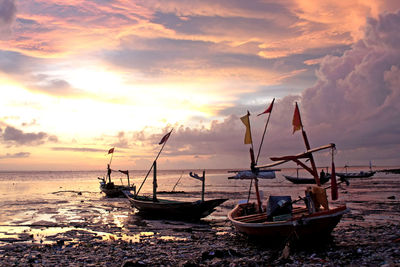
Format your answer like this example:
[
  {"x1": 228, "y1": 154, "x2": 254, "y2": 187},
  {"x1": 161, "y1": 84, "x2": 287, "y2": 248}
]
[{"x1": 0, "y1": 225, "x2": 188, "y2": 246}]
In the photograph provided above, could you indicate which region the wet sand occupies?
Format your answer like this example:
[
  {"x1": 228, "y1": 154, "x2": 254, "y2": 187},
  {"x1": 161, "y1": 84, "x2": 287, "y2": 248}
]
[{"x1": 0, "y1": 171, "x2": 399, "y2": 266}]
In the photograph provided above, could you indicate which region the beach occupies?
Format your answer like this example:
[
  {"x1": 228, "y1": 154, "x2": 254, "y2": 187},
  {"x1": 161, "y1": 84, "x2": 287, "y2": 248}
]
[{"x1": 0, "y1": 169, "x2": 399, "y2": 266}]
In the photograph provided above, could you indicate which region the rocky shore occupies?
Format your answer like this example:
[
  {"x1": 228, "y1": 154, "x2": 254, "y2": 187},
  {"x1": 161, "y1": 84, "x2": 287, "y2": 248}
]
[{"x1": 0, "y1": 219, "x2": 399, "y2": 266}]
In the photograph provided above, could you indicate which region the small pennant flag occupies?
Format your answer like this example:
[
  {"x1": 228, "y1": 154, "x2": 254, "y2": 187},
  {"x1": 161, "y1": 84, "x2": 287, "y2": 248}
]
[
  {"x1": 257, "y1": 98, "x2": 275, "y2": 116},
  {"x1": 159, "y1": 130, "x2": 172, "y2": 145},
  {"x1": 108, "y1": 147, "x2": 115, "y2": 154},
  {"x1": 292, "y1": 102, "x2": 303, "y2": 134},
  {"x1": 240, "y1": 112, "x2": 252, "y2": 144}
]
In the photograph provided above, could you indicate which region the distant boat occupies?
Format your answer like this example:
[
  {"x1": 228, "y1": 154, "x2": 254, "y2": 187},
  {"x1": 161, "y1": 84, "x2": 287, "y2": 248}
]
[
  {"x1": 336, "y1": 171, "x2": 375, "y2": 179},
  {"x1": 99, "y1": 177, "x2": 136, "y2": 198},
  {"x1": 283, "y1": 173, "x2": 331, "y2": 184}
]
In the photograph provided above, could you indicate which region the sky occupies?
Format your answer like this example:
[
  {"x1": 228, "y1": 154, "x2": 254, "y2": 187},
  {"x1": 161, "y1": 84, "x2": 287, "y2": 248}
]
[{"x1": 0, "y1": 0, "x2": 399, "y2": 171}]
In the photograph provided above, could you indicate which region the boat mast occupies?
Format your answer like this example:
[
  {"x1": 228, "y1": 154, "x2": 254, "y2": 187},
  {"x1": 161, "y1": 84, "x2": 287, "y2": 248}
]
[
  {"x1": 294, "y1": 102, "x2": 320, "y2": 185},
  {"x1": 136, "y1": 130, "x2": 173, "y2": 197},
  {"x1": 153, "y1": 161, "x2": 157, "y2": 201}
]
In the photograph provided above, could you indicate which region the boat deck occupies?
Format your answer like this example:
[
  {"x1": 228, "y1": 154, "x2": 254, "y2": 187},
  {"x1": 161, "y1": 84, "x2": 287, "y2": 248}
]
[{"x1": 234, "y1": 206, "x2": 310, "y2": 223}]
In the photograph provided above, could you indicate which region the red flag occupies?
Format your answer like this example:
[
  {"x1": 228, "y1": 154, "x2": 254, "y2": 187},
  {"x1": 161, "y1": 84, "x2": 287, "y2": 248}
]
[
  {"x1": 159, "y1": 131, "x2": 172, "y2": 145},
  {"x1": 292, "y1": 102, "x2": 303, "y2": 134},
  {"x1": 108, "y1": 147, "x2": 115, "y2": 154},
  {"x1": 257, "y1": 98, "x2": 275, "y2": 116},
  {"x1": 331, "y1": 162, "x2": 338, "y2": 200}
]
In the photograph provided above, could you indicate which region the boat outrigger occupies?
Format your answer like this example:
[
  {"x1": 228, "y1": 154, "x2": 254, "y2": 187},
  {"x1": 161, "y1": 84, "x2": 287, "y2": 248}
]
[
  {"x1": 123, "y1": 130, "x2": 227, "y2": 220},
  {"x1": 228, "y1": 101, "x2": 348, "y2": 241}
]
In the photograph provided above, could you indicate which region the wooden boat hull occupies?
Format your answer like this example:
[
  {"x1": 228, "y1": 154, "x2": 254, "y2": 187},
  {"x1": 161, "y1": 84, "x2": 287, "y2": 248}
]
[
  {"x1": 283, "y1": 174, "x2": 330, "y2": 185},
  {"x1": 100, "y1": 182, "x2": 135, "y2": 198},
  {"x1": 336, "y1": 171, "x2": 375, "y2": 179},
  {"x1": 228, "y1": 203, "x2": 348, "y2": 240},
  {"x1": 125, "y1": 194, "x2": 227, "y2": 220}
]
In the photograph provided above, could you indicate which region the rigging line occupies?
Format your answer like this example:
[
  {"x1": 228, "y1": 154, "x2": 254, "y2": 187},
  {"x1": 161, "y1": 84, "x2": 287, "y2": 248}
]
[
  {"x1": 172, "y1": 171, "x2": 184, "y2": 192},
  {"x1": 136, "y1": 129, "x2": 173, "y2": 196},
  {"x1": 247, "y1": 178, "x2": 253, "y2": 203}
]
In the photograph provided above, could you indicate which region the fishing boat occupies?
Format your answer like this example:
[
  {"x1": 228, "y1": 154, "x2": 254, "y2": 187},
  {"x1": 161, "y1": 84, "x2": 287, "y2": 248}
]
[
  {"x1": 98, "y1": 148, "x2": 136, "y2": 197},
  {"x1": 336, "y1": 163, "x2": 376, "y2": 179},
  {"x1": 228, "y1": 101, "x2": 348, "y2": 241},
  {"x1": 283, "y1": 173, "x2": 331, "y2": 184},
  {"x1": 124, "y1": 192, "x2": 227, "y2": 219},
  {"x1": 336, "y1": 171, "x2": 375, "y2": 179},
  {"x1": 99, "y1": 178, "x2": 136, "y2": 198},
  {"x1": 124, "y1": 130, "x2": 227, "y2": 220}
]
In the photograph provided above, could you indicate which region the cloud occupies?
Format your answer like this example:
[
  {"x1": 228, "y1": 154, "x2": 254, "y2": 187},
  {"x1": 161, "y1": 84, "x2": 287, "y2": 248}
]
[
  {"x1": 0, "y1": 0, "x2": 16, "y2": 26},
  {"x1": 293, "y1": 10, "x2": 400, "y2": 164},
  {"x1": 51, "y1": 147, "x2": 105, "y2": 153},
  {"x1": 132, "y1": 10, "x2": 400, "y2": 168},
  {"x1": 0, "y1": 152, "x2": 30, "y2": 159},
  {"x1": 0, "y1": 50, "x2": 88, "y2": 97},
  {"x1": 1, "y1": 125, "x2": 58, "y2": 146}
]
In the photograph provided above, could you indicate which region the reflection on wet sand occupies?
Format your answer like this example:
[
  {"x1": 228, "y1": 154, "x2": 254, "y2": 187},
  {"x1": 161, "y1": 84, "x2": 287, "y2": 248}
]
[{"x1": 0, "y1": 170, "x2": 399, "y2": 265}]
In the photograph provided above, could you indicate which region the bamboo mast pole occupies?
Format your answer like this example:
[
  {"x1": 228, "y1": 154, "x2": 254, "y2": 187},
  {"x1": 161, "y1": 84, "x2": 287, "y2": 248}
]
[{"x1": 136, "y1": 130, "x2": 172, "y2": 196}]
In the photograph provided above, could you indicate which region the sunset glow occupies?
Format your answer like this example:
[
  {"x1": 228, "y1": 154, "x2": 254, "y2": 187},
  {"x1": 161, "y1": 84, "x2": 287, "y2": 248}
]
[{"x1": 1, "y1": 1, "x2": 399, "y2": 170}]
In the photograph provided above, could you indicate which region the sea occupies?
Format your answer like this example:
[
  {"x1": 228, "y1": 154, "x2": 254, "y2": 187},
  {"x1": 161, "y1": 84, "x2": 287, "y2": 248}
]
[{"x1": 0, "y1": 167, "x2": 399, "y2": 246}]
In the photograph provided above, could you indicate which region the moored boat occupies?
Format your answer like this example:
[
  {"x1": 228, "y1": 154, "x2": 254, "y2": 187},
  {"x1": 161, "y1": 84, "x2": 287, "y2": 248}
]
[
  {"x1": 99, "y1": 148, "x2": 136, "y2": 198},
  {"x1": 228, "y1": 202, "x2": 347, "y2": 239},
  {"x1": 283, "y1": 173, "x2": 331, "y2": 184},
  {"x1": 228, "y1": 101, "x2": 348, "y2": 242},
  {"x1": 336, "y1": 171, "x2": 375, "y2": 179},
  {"x1": 99, "y1": 178, "x2": 136, "y2": 198},
  {"x1": 125, "y1": 130, "x2": 227, "y2": 220},
  {"x1": 125, "y1": 193, "x2": 227, "y2": 219}
]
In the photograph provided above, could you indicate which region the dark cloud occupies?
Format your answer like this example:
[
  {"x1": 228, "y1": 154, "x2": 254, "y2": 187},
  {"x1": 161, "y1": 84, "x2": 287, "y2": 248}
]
[
  {"x1": 0, "y1": 50, "x2": 39, "y2": 74},
  {"x1": 0, "y1": 0, "x2": 16, "y2": 26},
  {"x1": 1, "y1": 126, "x2": 58, "y2": 146},
  {"x1": 292, "y1": 10, "x2": 400, "y2": 165},
  {"x1": 0, "y1": 152, "x2": 30, "y2": 159},
  {"x1": 106, "y1": 36, "x2": 347, "y2": 85},
  {"x1": 0, "y1": 50, "x2": 85, "y2": 96},
  {"x1": 51, "y1": 147, "x2": 105, "y2": 153},
  {"x1": 112, "y1": 131, "x2": 130, "y2": 149}
]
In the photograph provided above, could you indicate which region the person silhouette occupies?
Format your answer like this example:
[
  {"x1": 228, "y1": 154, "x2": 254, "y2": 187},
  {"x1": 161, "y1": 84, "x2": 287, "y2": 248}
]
[{"x1": 107, "y1": 164, "x2": 112, "y2": 183}]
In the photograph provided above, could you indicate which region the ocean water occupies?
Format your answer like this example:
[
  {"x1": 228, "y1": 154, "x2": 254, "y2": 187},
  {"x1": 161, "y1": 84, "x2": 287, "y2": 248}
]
[{"x1": 0, "y1": 167, "x2": 399, "y2": 245}]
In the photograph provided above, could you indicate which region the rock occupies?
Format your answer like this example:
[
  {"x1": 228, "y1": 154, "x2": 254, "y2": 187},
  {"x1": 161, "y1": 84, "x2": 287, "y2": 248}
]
[{"x1": 121, "y1": 259, "x2": 147, "y2": 266}]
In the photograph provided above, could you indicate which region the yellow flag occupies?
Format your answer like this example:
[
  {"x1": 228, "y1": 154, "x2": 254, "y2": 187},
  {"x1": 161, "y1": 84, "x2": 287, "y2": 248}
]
[
  {"x1": 240, "y1": 113, "x2": 252, "y2": 144},
  {"x1": 292, "y1": 102, "x2": 303, "y2": 134}
]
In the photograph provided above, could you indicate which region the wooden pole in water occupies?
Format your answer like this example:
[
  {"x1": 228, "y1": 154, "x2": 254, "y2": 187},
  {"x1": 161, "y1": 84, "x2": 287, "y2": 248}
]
[
  {"x1": 153, "y1": 161, "x2": 157, "y2": 202},
  {"x1": 201, "y1": 170, "x2": 205, "y2": 202}
]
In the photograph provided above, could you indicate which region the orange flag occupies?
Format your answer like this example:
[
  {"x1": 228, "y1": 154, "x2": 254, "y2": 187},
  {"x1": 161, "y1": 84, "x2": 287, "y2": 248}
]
[
  {"x1": 292, "y1": 102, "x2": 303, "y2": 134},
  {"x1": 240, "y1": 112, "x2": 252, "y2": 144}
]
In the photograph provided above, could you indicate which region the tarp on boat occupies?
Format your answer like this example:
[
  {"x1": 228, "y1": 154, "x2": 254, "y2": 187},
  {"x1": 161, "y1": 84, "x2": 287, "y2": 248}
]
[{"x1": 266, "y1": 196, "x2": 292, "y2": 221}]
